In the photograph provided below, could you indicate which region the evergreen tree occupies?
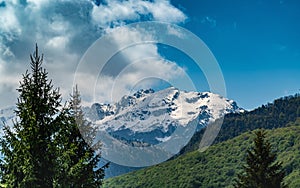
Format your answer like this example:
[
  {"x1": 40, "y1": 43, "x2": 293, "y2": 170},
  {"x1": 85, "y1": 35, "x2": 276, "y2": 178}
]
[
  {"x1": 0, "y1": 45, "x2": 61, "y2": 187},
  {"x1": 0, "y1": 45, "x2": 107, "y2": 187},
  {"x1": 235, "y1": 130, "x2": 286, "y2": 188},
  {"x1": 54, "y1": 85, "x2": 108, "y2": 187},
  {"x1": 70, "y1": 85, "x2": 99, "y2": 148}
]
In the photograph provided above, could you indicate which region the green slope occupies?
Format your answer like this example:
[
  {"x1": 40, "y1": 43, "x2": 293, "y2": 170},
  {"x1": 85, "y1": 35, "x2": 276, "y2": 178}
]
[
  {"x1": 104, "y1": 119, "x2": 300, "y2": 188},
  {"x1": 180, "y1": 94, "x2": 300, "y2": 155}
]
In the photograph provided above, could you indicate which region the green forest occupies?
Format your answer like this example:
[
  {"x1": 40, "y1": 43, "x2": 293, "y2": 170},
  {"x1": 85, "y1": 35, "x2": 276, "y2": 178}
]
[
  {"x1": 104, "y1": 119, "x2": 300, "y2": 188},
  {"x1": 103, "y1": 94, "x2": 300, "y2": 187}
]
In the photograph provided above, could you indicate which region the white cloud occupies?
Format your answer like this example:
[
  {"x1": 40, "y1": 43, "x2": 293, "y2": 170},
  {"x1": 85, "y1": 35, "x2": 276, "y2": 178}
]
[
  {"x1": 46, "y1": 36, "x2": 69, "y2": 49},
  {"x1": 48, "y1": 15, "x2": 70, "y2": 33},
  {"x1": 0, "y1": 5, "x2": 20, "y2": 35},
  {"x1": 75, "y1": 26, "x2": 185, "y2": 105},
  {"x1": 92, "y1": 0, "x2": 187, "y2": 28},
  {"x1": 149, "y1": 0, "x2": 186, "y2": 23},
  {"x1": 167, "y1": 24, "x2": 185, "y2": 38},
  {"x1": 0, "y1": 0, "x2": 187, "y2": 108},
  {"x1": 0, "y1": 62, "x2": 24, "y2": 108},
  {"x1": 0, "y1": 43, "x2": 14, "y2": 58},
  {"x1": 92, "y1": 1, "x2": 140, "y2": 26},
  {"x1": 109, "y1": 56, "x2": 184, "y2": 102},
  {"x1": 26, "y1": 0, "x2": 50, "y2": 9}
]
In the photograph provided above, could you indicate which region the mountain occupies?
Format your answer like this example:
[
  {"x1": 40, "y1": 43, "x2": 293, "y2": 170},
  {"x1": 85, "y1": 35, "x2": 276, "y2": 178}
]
[
  {"x1": 103, "y1": 119, "x2": 300, "y2": 188},
  {"x1": 103, "y1": 94, "x2": 300, "y2": 187},
  {"x1": 82, "y1": 87, "x2": 243, "y2": 177},
  {"x1": 85, "y1": 87, "x2": 243, "y2": 146},
  {"x1": 0, "y1": 87, "x2": 243, "y2": 177},
  {"x1": 179, "y1": 94, "x2": 300, "y2": 155},
  {"x1": 0, "y1": 87, "x2": 243, "y2": 146}
]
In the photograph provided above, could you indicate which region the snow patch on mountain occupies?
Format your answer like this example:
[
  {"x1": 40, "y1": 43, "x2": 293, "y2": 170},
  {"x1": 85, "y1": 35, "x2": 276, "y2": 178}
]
[
  {"x1": 84, "y1": 87, "x2": 243, "y2": 144},
  {"x1": 0, "y1": 87, "x2": 243, "y2": 145}
]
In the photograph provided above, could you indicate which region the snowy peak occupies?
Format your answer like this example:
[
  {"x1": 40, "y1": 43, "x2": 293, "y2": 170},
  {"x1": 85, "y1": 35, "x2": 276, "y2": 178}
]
[
  {"x1": 84, "y1": 87, "x2": 243, "y2": 144},
  {"x1": 0, "y1": 88, "x2": 243, "y2": 145}
]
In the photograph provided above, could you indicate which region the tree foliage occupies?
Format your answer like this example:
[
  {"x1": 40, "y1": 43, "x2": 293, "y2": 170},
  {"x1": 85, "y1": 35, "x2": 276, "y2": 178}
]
[
  {"x1": 0, "y1": 45, "x2": 106, "y2": 187},
  {"x1": 0, "y1": 45, "x2": 61, "y2": 187},
  {"x1": 54, "y1": 85, "x2": 108, "y2": 187},
  {"x1": 235, "y1": 130, "x2": 286, "y2": 188},
  {"x1": 103, "y1": 124, "x2": 300, "y2": 188}
]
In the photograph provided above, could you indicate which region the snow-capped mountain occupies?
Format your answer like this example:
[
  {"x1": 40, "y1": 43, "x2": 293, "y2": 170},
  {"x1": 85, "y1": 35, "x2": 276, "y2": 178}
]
[
  {"x1": 0, "y1": 87, "x2": 243, "y2": 145},
  {"x1": 0, "y1": 87, "x2": 243, "y2": 176},
  {"x1": 84, "y1": 87, "x2": 243, "y2": 145}
]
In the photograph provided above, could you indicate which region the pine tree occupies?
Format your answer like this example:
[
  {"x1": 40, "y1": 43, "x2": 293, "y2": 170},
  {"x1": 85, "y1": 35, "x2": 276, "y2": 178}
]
[
  {"x1": 0, "y1": 45, "x2": 107, "y2": 187},
  {"x1": 0, "y1": 45, "x2": 61, "y2": 187},
  {"x1": 235, "y1": 130, "x2": 286, "y2": 188},
  {"x1": 54, "y1": 85, "x2": 108, "y2": 187},
  {"x1": 70, "y1": 85, "x2": 98, "y2": 147}
]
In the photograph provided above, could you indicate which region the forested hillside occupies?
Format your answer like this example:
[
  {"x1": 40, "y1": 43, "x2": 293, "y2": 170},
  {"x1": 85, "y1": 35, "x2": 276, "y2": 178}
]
[
  {"x1": 180, "y1": 94, "x2": 300, "y2": 154},
  {"x1": 104, "y1": 118, "x2": 300, "y2": 187}
]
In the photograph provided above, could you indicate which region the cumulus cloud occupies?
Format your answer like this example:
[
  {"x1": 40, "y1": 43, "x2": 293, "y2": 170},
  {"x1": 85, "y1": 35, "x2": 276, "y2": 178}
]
[
  {"x1": 96, "y1": 28, "x2": 184, "y2": 102},
  {"x1": 91, "y1": 0, "x2": 186, "y2": 27},
  {"x1": 0, "y1": 0, "x2": 187, "y2": 108},
  {"x1": 74, "y1": 26, "x2": 186, "y2": 105}
]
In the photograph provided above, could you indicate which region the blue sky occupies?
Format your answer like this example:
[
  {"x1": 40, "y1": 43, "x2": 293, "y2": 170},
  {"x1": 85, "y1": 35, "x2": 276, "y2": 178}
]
[
  {"x1": 171, "y1": 0, "x2": 300, "y2": 109},
  {"x1": 0, "y1": 0, "x2": 299, "y2": 110}
]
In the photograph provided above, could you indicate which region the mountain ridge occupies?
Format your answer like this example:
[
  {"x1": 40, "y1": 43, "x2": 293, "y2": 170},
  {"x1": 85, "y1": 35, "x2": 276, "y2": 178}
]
[
  {"x1": 179, "y1": 93, "x2": 300, "y2": 155},
  {"x1": 84, "y1": 87, "x2": 243, "y2": 146}
]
